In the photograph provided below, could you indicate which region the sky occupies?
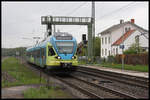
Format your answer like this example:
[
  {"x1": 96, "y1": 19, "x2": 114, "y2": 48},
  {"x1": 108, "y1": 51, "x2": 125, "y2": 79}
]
[{"x1": 2, "y1": 1, "x2": 149, "y2": 48}]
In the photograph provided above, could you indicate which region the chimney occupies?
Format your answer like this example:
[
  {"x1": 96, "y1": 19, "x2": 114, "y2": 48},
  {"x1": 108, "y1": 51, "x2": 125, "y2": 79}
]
[
  {"x1": 120, "y1": 19, "x2": 124, "y2": 24},
  {"x1": 131, "y1": 19, "x2": 135, "y2": 24}
]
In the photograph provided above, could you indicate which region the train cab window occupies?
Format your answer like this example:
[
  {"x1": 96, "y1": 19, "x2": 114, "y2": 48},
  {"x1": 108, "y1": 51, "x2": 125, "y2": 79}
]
[{"x1": 48, "y1": 46, "x2": 55, "y2": 56}]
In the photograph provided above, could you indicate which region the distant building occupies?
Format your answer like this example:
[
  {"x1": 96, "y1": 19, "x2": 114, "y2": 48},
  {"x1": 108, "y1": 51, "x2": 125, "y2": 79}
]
[{"x1": 98, "y1": 19, "x2": 149, "y2": 58}]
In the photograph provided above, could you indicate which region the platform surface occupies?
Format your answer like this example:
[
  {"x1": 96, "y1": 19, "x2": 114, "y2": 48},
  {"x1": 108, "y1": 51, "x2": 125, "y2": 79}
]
[{"x1": 80, "y1": 65, "x2": 149, "y2": 78}]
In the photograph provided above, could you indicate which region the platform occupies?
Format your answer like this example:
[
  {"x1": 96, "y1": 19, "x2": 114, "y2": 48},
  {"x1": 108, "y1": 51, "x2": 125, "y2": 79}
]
[{"x1": 79, "y1": 65, "x2": 149, "y2": 78}]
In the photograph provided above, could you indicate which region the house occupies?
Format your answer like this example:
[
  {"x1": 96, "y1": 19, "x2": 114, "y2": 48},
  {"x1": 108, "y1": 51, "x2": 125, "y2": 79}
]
[{"x1": 98, "y1": 19, "x2": 149, "y2": 58}]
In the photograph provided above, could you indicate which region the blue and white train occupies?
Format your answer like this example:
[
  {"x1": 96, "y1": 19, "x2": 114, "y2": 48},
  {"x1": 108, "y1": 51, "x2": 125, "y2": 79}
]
[{"x1": 26, "y1": 32, "x2": 78, "y2": 72}]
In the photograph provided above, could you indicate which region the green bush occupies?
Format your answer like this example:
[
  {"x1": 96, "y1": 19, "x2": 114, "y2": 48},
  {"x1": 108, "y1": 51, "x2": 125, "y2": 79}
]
[
  {"x1": 123, "y1": 49, "x2": 137, "y2": 54},
  {"x1": 101, "y1": 57, "x2": 106, "y2": 64},
  {"x1": 107, "y1": 55, "x2": 116, "y2": 63}
]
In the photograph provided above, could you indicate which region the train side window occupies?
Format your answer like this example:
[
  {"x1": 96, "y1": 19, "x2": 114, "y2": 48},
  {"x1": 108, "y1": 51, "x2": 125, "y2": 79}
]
[
  {"x1": 40, "y1": 49, "x2": 41, "y2": 57},
  {"x1": 37, "y1": 50, "x2": 38, "y2": 57},
  {"x1": 38, "y1": 49, "x2": 41, "y2": 57},
  {"x1": 48, "y1": 46, "x2": 55, "y2": 56},
  {"x1": 34, "y1": 51, "x2": 36, "y2": 57},
  {"x1": 33, "y1": 51, "x2": 34, "y2": 57},
  {"x1": 41, "y1": 48, "x2": 43, "y2": 56},
  {"x1": 37, "y1": 50, "x2": 39, "y2": 57},
  {"x1": 42, "y1": 48, "x2": 45, "y2": 56}
]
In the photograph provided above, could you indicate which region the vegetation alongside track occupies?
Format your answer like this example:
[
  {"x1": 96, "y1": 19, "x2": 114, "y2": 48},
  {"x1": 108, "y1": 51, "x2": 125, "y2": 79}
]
[
  {"x1": 2, "y1": 57, "x2": 73, "y2": 98},
  {"x1": 78, "y1": 61, "x2": 148, "y2": 72},
  {"x1": 99, "y1": 63, "x2": 148, "y2": 72},
  {"x1": 24, "y1": 86, "x2": 72, "y2": 98},
  {"x1": 2, "y1": 57, "x2": 46, "y2": 87}
]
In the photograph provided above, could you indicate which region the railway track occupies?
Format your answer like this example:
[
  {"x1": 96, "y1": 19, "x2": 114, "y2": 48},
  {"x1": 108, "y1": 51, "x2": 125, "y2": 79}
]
[
  {"x1": 77, "y1": 66, "x2": 149, "y2": 89},
  {"x1": 26, "y1": 62, "x2": 148, "y2": 98},
  {"x1": 55, "y1": 75, "x2": 137, "y2": 99}
]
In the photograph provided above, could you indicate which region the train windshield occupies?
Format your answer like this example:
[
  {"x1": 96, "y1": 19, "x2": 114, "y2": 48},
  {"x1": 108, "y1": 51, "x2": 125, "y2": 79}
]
[{"x1": 56, "y1": 41, "x2": 74, "y2": 54}]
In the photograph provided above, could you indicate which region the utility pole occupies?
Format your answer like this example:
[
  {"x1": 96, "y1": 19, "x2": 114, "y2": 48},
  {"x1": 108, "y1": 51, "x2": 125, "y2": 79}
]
[
  {"x1": 92, "y1": 1, "x2": 95, "y2": 63},
  {"x1": 121, "y1": 21, "x2": 125, "y2": 71}
]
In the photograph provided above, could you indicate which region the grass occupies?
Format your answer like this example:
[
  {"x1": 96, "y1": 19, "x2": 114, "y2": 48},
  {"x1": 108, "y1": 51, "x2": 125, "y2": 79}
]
[
  {"x1": 99, "y1": 63, "x2": 148, "y2": 72},
  {"x1": 78, "y1": 60, "x2": 148, "y2": 72},
  {"x1": 2, "y1": 57, "x2": 73, "y2": 98},
  {"x1": 23, "y1": 86, "x2": 72, "y2": 98},
  {"x1": 2, "y1": 57, "x2": 46, "y2": 88},
  {"x1": 78, "y1": 60, "x2": 87, "y2": 65}
]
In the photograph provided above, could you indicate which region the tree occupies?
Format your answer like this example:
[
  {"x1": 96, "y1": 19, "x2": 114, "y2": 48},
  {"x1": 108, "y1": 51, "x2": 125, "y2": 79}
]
[
  {"x1": 77, "y1": 37, "x2": 101, "y2": 57},
  {"x1": 94, "y1": 37, "x2": 100, "y2": 56},
  {"x1": 2, "y1": 47, "x2": 26, "y2": 57}
]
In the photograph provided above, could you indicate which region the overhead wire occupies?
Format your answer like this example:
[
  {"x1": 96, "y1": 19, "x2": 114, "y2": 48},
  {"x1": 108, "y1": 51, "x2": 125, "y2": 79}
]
[
  {"x1": 96, "y1": 2, "x2": 137, "y2": 22},
  {"x1": 66, "y1": 2, "x2": 137, "y2": 36},
  {"x1": 96, "y1": 2, "x2": 138, "y2": 34},
  {"x1": 65, "y1": 2, "x2": 88, "y2": 16}
]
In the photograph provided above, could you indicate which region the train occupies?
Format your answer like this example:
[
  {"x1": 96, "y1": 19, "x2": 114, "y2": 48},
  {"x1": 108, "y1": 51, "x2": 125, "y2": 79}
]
[{"x1": 26, "y1": 32, "x2": 78, "y2": 73}]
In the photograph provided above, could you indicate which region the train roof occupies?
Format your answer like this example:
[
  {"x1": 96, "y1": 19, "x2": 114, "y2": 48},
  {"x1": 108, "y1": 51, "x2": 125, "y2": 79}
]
[
  {"x1": 26, "y1": 32, "x2": 76, "y2": 52},
  {"x1": 26, "y1": 36, "x2": 52, "y2": 52}
]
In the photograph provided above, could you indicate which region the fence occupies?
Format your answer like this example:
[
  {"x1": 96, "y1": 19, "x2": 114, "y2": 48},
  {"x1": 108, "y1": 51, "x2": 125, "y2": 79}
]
[{"x1": 115, "y1": 53, "x2": 148, "y2": 65}]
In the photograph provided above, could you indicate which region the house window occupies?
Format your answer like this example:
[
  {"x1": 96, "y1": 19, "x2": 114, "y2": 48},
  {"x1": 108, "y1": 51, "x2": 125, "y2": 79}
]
[
  {"x1": 116, "y1": 48, "x2": 118, "y2": 54},
  {"x1": 105, "y1": 37, "x2": 107, "y2": 44},
  {"x1": 135, "y1": 35, "x2": 139, "y2": 44},
  {"x1": 102, "y1": 48, "x2": 104, "y2": 56},
  {"x1": 109, "y1": 37, "x2": 111, "y2": 44},
  {"x1": 113, "y1": 48, "x2": 115, "y2": 55},
  {"x1": 109, "y1": 50, "x2": 110, "y2": 56},
  {"x1": 105, "y1": 49, "x2": 107, "y2": 56},
  {"x1": 128, "y1": 27, "x2": 131, "y2": 31},
  {"x1": 101, "y1": 38, "x2": 103, "y2": 45},
  {"x1": 125, "y1": 27, "x2": 128, "y2": 33}
]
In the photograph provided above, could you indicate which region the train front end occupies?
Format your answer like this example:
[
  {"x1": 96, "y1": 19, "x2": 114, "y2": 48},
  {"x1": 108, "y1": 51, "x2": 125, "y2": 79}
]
[{"x1": 48, "y1": 32, "x2": 78, "y2": 72}]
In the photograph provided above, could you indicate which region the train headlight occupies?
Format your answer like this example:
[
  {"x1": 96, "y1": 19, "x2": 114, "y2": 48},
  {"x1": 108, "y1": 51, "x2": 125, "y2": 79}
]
[
  {"x1": 72, "y1": 56, "x2": 76, "y2": 59},
  {"x1": 55, "y1": 56, "x2": 61, "y2": 59}
]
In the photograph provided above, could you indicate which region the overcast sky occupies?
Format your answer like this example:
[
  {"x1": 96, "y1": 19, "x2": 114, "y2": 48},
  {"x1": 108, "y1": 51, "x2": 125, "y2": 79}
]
[{"x1": 2, "y1": 1, "x2": 148, "y2": 48}]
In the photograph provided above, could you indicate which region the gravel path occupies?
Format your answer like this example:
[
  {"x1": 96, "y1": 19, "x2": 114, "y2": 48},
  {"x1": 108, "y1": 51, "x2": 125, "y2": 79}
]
[
  {"x1": 2, "y1": 57, "x2": 41, "y2": 98},
  {"x1": 2, "y1": 84, "x2": 44, "y2": 98}
]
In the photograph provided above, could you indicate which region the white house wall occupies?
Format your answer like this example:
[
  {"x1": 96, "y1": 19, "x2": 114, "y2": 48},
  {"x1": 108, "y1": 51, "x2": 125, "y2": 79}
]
[
  {"x1": 101, "y1": 33, "x2": 111, "y2": 58},
  {"x1": 111, "y1": 23, "x2": 134, "y2": 44},
  {"x1": 118, "y1": 30, "x2": 148, "y2": 54},
  {"x1": 139, "y1": 34, "x2": 149, "y2": 48},
  {"x1": 100, "y1": 22, "x2": 148, "y2": 58}
]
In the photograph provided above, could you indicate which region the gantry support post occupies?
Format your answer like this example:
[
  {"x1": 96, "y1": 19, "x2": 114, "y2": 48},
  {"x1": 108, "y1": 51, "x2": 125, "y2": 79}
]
[{"x1": 88, "y1": 23, "x2": 93, "y2": 63}]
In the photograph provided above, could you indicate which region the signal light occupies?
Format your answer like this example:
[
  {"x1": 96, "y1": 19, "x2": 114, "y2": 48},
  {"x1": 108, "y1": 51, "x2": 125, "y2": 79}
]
[{"x1": 82, "y1": 34, "x2": 86, "y2": 41}]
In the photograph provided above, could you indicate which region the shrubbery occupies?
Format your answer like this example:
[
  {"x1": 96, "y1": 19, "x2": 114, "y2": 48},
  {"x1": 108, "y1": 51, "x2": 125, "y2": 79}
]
[
  {"x1": 123, "y1": 42, "x2": 144, "y2": 54},
  {"x1": 107, "y1": 55, "x2": 116, "y2": 63},
  {"x1": 123, "y1": 49, "x2": 137, "y2": 54}
]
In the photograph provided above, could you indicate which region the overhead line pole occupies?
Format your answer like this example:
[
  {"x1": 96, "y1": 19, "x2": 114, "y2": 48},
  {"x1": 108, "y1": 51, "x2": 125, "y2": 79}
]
[
  {"x1": 92, "y1": 1, "x2": 95, "y2": 63},
  {"x1": 121, "y1": 21, "x2": 125, "y2": 71}
]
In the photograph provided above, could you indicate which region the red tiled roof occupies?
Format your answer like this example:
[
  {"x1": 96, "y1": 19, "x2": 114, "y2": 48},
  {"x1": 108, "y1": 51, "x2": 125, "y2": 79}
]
[{"x1": 112, "y1": 29, "x2": 136, "y2": 46}]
